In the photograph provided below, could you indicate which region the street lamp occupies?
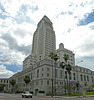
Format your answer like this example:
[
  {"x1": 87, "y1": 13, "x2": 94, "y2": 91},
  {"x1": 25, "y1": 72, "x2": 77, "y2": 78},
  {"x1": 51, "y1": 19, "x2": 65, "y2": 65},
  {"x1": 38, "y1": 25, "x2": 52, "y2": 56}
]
[
  {"x1": 76, "y1": 60, "x2": 83, "y2": 97},
  {"x1": 76, "y1": 60, "x2": 83, "y2": 82},
  {"x1": 76, "y1": 60, "x2": 83, "y2": 65}
]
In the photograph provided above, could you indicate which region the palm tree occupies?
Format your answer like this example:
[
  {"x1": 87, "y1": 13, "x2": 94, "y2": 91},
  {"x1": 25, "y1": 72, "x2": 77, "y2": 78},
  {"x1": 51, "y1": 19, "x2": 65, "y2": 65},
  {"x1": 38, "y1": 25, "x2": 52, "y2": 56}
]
[
  {"x1": 49, "y1": 52, "x2": 56, "y2": 60},
  {"x1": 63, "y1": 54, "x2": 69, "y2": 63},
  {"x1": 53, "y1": 54, "x2": 59, "y2": 95},
  {"x1": 66, "y1": 64, "x2": 72, "y2": 83},
  {"x1": 66, "y1": 64, "x2": 72, "y2": 94},
  {"x1": 63, "y1": 54, "x2": 69, "y2": 82},
  {"x1": 60, "y1": 61, "x2": 65, "y2": 83},
  {"x1": 54, "y1": 54, "x2": 59, "y2": 62},
  {"x1": 60, "y1": 61, "x2": 66, "y2": 94},
  {"x1": 9, "y1": 79, "x2": 16, "y2": 93},
  {"x1": 49, "y1": 52, "x2": 59, "y2": 96},
  {"x1": 49, "y1": 52, "x2": 55, "y2": 97},
  {"x1": 24, "y1": 75, "x2": 30, "y2": 91}
]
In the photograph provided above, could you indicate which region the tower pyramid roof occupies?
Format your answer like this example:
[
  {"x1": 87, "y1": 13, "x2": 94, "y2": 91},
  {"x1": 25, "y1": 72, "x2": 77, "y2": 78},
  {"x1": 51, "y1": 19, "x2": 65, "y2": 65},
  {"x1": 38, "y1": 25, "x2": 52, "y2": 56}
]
[
  {"x1": 42, "y1": 15, "x2": 51, "y2": 22},
  {"x1": 37, "y1": 15, "x2": 52, "y2": 26}
]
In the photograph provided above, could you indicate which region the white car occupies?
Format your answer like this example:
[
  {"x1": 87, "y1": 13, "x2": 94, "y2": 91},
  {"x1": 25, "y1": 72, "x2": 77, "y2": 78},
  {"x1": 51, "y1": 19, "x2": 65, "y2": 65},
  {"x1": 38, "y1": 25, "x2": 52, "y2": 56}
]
[{"x1": 22, "y1": 91, "x2": 32, "y2": 98}]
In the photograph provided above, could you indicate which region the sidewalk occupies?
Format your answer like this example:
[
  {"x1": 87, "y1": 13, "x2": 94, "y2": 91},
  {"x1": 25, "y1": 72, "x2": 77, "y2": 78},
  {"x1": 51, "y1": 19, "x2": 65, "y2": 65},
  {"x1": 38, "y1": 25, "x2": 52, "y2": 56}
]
[
  {"x1": 62, "y1": 95, "x2": 94, "y2": 98},
  {"x1": 33, "y1": 95, "x2": 94, "y2": 98}
]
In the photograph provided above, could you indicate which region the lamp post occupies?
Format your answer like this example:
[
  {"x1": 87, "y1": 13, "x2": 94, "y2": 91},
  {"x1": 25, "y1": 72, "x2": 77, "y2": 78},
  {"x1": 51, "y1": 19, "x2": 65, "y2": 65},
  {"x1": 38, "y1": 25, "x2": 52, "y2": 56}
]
[
  {"x1": 54, "y1": 55, "x2": 59, "y2": 96},
  {"x1": 76, "y1": 60, "x2": 83, "y2": 82},
  {"x1": 76, "y1": 60, "x2": 83, "y2": 97},
  {"x1": 76, "y1": 60, "x2": 83, "y2": 65}
]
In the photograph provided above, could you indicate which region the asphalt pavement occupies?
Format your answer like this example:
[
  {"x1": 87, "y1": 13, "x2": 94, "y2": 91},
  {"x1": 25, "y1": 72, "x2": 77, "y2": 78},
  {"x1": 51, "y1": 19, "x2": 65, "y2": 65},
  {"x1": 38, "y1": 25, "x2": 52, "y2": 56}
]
[{"x1": 0, "y1": 93, "x2": 94, "y2": 100}]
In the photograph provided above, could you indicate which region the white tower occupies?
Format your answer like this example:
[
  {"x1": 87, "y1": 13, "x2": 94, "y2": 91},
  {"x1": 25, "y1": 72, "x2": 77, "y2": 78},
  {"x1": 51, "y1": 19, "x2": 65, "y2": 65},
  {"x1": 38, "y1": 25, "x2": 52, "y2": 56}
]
[{"x1": 31, "y1": 15, "x2": 56, "y2": 61}]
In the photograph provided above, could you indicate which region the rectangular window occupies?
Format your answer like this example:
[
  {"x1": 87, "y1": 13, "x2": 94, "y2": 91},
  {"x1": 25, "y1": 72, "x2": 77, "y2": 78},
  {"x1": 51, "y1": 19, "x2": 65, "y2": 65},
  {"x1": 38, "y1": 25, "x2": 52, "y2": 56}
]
[
  {"x1": 84, "y1": 75, "x2": 86, "y2": 81},
  {"x1": 73, "y1": 73, "x2": 75, "y2": 80},
  {"x1": 55, "y1": 69, "x2": 57, "y2": 78},
  {"x1": 33, "y1": 71, "x2": 35, "y2": 78},
  {"x1": 69, "y1": 72, "x2": 71, "y2": 80},
  {"x1": 47, "y1": 81, "x2": 49, "y2": 85},
  {"x1": 80, "y1": 74, "x2": 83, "y2": 81},
  {"x1": 42, "y1": 73, "x2": 43, "y2": 77},
  {"x1": 92, "y1": 76, "x2": 93, "y2": 82},
  {"x1": 60, "y1": 70, "x2": 62, "y2": 79},
  {"x1": 31, "y1": 73, "x2": 32, "y2": 79},
  {"x1": 47, "y1": 68, "x2": 49, "y2": 71},
  {"x1": 87, "y1": 76, "x2": 89, "y2": 82},
  {"x1": 37, "y1": 69, "x2": 39, "y2": 78},
  {"x1": 65, "y1": 71, "x2": 67, "y2": 79},
  {"x1": 47, "y1": 73, "x2": 49, "y2": 77}
]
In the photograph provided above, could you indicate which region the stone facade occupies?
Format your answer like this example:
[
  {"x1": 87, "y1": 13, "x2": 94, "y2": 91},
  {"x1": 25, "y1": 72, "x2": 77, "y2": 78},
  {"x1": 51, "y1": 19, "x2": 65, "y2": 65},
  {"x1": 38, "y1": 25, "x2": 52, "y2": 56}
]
[
  {"x1": 31, "y1": 15, "x2": 56, "y2": 61},
  {"x1": 0, "y1": 15, "x2": 94, "y2": 95},
  {"x1": 1, "y1": 58, "x2": 94, "y2": 94}
]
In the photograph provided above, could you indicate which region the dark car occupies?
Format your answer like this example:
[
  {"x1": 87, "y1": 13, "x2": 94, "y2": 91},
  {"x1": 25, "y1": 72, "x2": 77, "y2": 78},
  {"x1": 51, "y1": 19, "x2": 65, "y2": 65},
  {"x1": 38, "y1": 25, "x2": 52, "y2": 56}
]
[{"x1": 22, "y1": 91, "x2": 32, "y2": 98}]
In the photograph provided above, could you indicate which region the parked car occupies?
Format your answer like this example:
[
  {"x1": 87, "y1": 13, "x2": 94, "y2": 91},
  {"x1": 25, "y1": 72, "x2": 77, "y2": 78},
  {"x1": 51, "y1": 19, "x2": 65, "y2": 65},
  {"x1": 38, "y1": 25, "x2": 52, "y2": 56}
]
[{"x1": 22, "y1": 91, "x2": 32, "y2": 98}]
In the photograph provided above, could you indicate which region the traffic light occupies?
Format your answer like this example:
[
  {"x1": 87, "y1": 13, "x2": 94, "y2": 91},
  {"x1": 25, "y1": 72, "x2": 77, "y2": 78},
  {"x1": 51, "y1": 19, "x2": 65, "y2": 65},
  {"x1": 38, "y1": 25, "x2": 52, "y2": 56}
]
[
  {"x1": 76, "y1": 82, "x2": 79, "y2": 90},
  {"x1": 76, "y1": 83, "x2": 79, "y2": 87}
]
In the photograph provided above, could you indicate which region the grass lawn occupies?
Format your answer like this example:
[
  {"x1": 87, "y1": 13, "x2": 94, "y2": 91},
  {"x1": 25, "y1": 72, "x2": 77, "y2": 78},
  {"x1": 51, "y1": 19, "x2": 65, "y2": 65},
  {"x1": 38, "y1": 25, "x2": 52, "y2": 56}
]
[
  {"x1": 62, "y1": 91, "x2": 94, "y2": 96},
  {"x1": 86, "y1": 92, "x2": 94, "y2": 95}
]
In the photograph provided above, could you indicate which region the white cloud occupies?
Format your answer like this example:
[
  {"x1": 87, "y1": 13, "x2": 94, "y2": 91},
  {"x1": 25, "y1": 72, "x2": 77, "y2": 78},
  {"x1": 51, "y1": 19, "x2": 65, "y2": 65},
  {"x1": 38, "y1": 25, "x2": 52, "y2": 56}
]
[
  {"x1": 0, "y1": 0, "x2": 94, "y2": 72},
  {"x1": 1, "y1": 0, "x2": 21, "y2": 17},
  {"x1": 0, "y1": 65, "x2": 15, "y2": 78},
  {"x1": 0, "y1": 44, "x2": 27, "y2": 65},
  {"x1": 69, "y1": 22, "x2": 94, "y2": 58}
]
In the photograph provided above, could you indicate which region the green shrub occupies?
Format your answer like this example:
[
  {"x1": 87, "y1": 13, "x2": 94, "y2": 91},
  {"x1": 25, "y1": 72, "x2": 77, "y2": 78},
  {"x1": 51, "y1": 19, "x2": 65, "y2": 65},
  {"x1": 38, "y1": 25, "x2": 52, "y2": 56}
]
[{"x1": 39, "y1": 91, "x2": 45, "y2": 93}]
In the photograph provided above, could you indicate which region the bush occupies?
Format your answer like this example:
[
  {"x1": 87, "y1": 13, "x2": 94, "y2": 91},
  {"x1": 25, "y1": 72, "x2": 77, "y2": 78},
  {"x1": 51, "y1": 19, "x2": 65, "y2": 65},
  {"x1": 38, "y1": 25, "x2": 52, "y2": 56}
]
[
  {"x1": 15, "y1": 91, "x2": 23, "y2": 93},
  {"x1": 30, "y1": 91, "x2": 33, "y2": 94},
  {"x1": 39, "y1": 91, "x2": 45, "y2": 93},
  {"x1": 87, "y1": 90, "x2": 94, "y2": 92}
]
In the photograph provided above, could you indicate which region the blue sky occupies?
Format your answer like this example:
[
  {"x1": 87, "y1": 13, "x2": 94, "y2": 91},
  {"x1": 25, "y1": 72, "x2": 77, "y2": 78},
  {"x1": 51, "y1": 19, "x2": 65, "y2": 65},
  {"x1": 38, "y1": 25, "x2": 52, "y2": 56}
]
[
  {"x1": 79, "y1": 11, "x2": 94, "y2": 25},
  {"x1": 0, "y1": 0, "x2": 94, "y2": 78}
]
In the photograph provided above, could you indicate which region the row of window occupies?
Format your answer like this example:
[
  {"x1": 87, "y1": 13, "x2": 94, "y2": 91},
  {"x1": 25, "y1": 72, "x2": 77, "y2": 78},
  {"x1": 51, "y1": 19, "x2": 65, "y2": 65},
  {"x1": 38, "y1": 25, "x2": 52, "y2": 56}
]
[
  {"x1": 0, "y1": 80, "x2": 8, "y2": 83},
  {"x1": 35, "y1": 80, "x2": 64, "y2": 86},
  {"x1": 18, "y1": 68, "x2": 94, "y2": 83},
  {"x1": 80, "y1": 74, "x2": 94, "y2": 82}
]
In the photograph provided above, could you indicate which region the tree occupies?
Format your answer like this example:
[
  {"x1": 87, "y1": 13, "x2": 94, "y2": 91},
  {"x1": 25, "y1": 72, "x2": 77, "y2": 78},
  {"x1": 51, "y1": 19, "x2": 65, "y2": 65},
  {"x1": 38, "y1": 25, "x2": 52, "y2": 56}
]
[
  {"x1": 60, "y1": 61, "x2": 66, "y2": 93},
  {"x1": 9, "y1": 79, "x2": 16, "y2": 93},
  {"x1": 63, "y1": 54, "x2": 69, "y2": 84},
  {"x1": 66, "y1": 64, "x2": 72, "y2": 94},
  {"x1": 0, "y1": 84, "x2": 5, "y2": 92},
  {"x1": 66, "y1": 64, "x2": 72, "y2": 81},
  {"x1": 66, "y1": 64, "x2": 72, "y2": 75},
  {"x1": 63, "y1": 54, "x2": 69, "y2": 63},
  {"x1": 49, "y1": 52, "x2": 59, "y2": 96},
  {"x1": 66, "y1": 64, "x2": 72, "y2": 83},
  {"x1": 54, "y1": 54, "x2": 59, "y2": 62},
  {"x1": 90, "y1": 82, "x2": 94, "y2": 87},
  {"x1": 49, "y1": 52, "x2": 56, "y2": 60},
  {"x1": 60, "y1": 54, "x2": 72, "y2": 94},
  {"x1": 60, "y1": 61, "x2": 65, "y2": 81},
  {"x1": 53, "y1": 54, "x2": 59, "y2": 95},
  {"x1": 14, "y1": 84, "x2": 18, "y2": 93},
  {"x1": 49, "y1": 52, "x2": 56, "y2": 97},
  {"x1": 24, "y1": 75, "x2": 30, "y2": 90}
]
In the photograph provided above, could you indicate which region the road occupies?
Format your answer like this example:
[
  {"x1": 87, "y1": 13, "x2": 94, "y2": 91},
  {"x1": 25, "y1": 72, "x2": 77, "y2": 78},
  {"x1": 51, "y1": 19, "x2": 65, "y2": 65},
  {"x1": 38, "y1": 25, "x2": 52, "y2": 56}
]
[{"x1": 0, "y1": 93, "x2": 94, "y2": 100}]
